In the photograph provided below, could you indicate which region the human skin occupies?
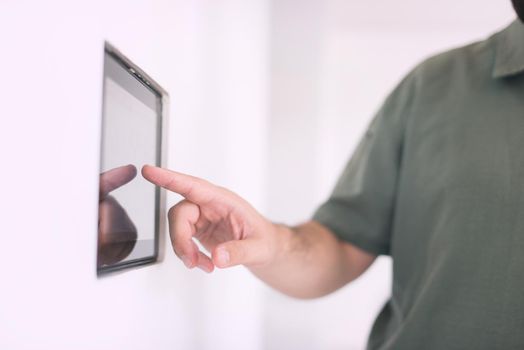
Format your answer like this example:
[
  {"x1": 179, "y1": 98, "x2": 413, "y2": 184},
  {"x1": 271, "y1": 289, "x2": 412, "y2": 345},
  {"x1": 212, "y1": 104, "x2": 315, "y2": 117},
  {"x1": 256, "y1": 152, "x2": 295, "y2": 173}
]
[{"x1": 142, "y1": 165, "x2": 376, "y2": 299}]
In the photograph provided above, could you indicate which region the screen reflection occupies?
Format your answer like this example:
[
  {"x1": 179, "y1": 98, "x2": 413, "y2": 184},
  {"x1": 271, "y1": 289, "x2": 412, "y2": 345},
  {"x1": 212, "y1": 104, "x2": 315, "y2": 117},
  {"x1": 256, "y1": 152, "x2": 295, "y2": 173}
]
[{"x1": 97, "y1": 164, "x2": 138, "y2": 267}]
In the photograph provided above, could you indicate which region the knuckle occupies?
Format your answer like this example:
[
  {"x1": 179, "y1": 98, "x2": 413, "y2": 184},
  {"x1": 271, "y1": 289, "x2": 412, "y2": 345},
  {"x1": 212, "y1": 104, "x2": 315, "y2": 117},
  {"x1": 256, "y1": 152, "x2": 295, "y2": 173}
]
[
  {"x1": 168, "y1": 200, "x2": 188, "y2": 218},
  {"x1": 216, "y1": 185, "x2": 233, "y2": 196}
]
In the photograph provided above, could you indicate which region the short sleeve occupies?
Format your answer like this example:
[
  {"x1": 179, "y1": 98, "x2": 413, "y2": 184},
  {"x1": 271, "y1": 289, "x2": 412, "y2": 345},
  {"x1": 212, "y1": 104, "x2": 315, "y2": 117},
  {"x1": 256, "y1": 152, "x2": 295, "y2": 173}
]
[{"x1": 312, "y1": 75, "x2": 414, "y2": 256}]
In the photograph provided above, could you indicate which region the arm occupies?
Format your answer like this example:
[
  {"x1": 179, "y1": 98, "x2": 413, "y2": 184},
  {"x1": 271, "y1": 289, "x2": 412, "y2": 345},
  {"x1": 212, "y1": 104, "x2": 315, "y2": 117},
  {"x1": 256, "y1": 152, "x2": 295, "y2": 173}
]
[
  {"x1": 142, "y1": 165, "x2": 376, "y2": 299},
  {"x1": 250, "y1": 221, "x2": 376, "y2": 299}
]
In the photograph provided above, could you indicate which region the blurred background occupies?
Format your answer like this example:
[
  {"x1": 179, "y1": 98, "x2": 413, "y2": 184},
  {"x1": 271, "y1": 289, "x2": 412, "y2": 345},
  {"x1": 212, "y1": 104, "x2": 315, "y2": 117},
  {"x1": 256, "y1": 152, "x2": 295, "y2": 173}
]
[{"x1": 0, "y1": 0, "x2": 515, "y2": 349}]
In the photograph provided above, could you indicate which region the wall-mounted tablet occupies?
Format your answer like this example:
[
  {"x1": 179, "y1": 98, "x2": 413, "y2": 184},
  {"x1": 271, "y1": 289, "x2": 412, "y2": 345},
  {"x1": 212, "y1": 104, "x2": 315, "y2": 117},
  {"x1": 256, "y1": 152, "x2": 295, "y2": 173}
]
[{"x1": 97, "y1": 42, "x2": 168, "y2": 276}]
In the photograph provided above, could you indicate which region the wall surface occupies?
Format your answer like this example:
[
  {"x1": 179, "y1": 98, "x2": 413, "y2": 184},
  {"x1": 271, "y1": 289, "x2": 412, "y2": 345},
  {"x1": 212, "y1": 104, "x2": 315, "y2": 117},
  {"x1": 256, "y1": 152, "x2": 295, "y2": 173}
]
[
  {"x1": 0, "y1": 0, "x2": 517, "y2": 349},
  {"x1": 0, "y1": 1, "x2": 268, "y2": 349}
]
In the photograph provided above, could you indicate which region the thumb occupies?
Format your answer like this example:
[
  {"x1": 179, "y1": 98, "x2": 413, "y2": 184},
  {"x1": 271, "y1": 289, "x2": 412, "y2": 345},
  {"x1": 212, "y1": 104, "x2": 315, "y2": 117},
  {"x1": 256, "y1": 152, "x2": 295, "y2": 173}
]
[{"x1": 212, "y1": 239, "x2": 268, "y2": 268}]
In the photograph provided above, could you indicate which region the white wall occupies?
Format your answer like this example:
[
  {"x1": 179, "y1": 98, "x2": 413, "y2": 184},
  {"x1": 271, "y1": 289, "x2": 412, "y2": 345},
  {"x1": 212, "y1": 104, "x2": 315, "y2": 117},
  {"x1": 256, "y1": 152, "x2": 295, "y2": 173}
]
[
  {"x1": 265, "y1": 0, "x2": 515, "y2": 349},
  {"x1": 0, "y1": 0, "x2": 516, "y2": 349},
  {"x1": 0, "y1": 1, "x2": 268, "y2": 349}
]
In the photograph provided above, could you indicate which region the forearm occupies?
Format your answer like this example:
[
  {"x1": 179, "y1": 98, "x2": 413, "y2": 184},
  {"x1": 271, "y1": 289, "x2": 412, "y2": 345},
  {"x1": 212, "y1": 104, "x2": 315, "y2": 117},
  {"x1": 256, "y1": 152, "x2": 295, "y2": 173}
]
[{"x1": 249, "y1": 221, "x2": 376, "y2": 299}]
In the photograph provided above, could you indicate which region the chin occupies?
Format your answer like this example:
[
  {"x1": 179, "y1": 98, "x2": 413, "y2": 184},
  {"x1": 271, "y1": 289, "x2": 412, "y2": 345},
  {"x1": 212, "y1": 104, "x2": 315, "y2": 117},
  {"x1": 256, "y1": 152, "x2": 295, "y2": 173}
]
[{"x1": 512, "y1": 0, "x2": 524, "y2": 22}]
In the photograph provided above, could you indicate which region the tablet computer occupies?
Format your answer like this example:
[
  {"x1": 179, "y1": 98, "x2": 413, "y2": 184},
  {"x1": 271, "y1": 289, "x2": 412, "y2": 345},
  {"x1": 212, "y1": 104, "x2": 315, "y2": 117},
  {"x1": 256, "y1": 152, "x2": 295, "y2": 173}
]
[{"x1": 97, "y1": 42, "x2": 168, "y2": 276}]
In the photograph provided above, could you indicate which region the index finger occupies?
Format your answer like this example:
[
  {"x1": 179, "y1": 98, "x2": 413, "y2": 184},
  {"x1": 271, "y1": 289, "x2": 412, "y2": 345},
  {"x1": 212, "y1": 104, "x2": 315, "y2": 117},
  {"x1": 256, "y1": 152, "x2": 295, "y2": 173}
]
[
  {"x1": 141, "y1": 165, "x2": 216, "y2": 204},
  {"x1": 99, "y1": 164, "x2": 137, "y2": 199}
]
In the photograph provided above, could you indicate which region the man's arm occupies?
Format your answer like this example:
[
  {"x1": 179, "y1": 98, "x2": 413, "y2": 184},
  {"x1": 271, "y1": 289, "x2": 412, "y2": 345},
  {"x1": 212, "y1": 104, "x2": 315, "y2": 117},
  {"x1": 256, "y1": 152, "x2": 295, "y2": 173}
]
[
  {"x1": 250, "y1": 221, "x2": 376, "y2": 299},
  {"x1": 142, "y1": 165, "x2": 376, "y2": 299}
]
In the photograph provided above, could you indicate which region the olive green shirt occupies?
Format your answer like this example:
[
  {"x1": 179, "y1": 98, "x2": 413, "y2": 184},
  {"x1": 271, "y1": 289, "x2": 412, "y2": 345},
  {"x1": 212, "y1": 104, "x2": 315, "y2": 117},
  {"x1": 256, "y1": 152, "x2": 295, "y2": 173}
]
[{"x1": 313, "y1": 19, "x2": 524, "y2": 350}]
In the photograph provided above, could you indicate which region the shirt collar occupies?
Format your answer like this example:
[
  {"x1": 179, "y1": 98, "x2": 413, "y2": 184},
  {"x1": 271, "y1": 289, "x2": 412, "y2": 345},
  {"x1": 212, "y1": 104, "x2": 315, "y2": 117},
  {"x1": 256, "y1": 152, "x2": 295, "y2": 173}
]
[{"x1": 493, "y1": 19, "x2": 524, "y2": 78}]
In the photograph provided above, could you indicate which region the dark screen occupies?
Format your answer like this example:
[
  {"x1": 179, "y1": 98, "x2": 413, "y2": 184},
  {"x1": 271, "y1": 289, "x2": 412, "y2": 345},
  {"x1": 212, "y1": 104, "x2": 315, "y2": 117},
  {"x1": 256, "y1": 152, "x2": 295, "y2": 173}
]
[{"x1": 97, "y1": 50, "x2": 161, "y2": 275}]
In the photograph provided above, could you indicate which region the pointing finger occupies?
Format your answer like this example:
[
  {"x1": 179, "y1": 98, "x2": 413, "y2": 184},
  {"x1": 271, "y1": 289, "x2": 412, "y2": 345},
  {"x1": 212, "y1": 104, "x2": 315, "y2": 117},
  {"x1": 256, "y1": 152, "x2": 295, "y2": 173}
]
[{"x1": 142, "y1": 165, "x2": 217, "y2": 204}]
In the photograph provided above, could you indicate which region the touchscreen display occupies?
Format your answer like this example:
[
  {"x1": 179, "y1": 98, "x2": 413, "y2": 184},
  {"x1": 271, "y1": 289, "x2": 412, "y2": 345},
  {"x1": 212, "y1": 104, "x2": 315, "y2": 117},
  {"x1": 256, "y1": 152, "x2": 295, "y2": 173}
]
[{"x1": 97, "y1": 49, "x2": 162, "y2": 274}]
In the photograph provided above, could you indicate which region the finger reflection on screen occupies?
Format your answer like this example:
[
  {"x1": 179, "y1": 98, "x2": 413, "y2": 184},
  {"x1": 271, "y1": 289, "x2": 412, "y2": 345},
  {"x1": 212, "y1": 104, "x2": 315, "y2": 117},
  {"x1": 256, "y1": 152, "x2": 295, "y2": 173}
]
[{"x1": 97, "y1": 164, "x2": 138, "y2": 267}]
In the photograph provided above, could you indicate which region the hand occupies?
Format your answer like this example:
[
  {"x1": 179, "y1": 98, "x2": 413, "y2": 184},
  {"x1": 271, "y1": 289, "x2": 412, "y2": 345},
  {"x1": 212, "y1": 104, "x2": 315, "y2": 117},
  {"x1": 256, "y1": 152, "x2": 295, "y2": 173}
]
[
  {"x1": 142, "y1": 165, "x2": 280, "y2": 273},
  {"x1": 98, "y1": 164, "x2": 138, "y2": 267}
]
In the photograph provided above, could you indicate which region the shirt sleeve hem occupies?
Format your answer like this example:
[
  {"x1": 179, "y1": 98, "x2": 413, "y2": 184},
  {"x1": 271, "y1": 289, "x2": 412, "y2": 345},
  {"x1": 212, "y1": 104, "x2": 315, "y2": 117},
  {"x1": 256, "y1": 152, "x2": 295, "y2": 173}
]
[{"x1": 312, "y1": 204, "x2": 391, "y2": 256}]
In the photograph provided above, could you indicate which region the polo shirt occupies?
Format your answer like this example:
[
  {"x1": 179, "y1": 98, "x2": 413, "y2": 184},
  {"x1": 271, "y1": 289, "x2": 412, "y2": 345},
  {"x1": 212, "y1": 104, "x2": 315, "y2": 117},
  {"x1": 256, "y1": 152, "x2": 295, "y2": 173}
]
[{"x1": 313, "y1": 19, "x2": 524, "y2": 350}]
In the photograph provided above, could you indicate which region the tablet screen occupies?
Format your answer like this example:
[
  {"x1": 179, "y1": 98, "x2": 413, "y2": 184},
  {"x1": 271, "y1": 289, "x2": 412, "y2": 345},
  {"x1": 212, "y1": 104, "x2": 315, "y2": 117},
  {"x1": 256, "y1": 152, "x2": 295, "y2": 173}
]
[{"x1": 97, "y1": 46, "x2": 163, "y2": 274}]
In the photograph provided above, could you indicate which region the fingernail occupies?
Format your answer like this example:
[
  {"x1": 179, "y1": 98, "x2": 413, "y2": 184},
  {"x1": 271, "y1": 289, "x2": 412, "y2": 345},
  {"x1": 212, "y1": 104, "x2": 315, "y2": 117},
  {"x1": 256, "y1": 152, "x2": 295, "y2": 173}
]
[
  {"x1": 181, "y1": 255, "x2": 193, "y2": 268},
  {"x1": 216, "y1": 248, "x2": 230, "y2": 266},
  {"x1": 197, "y1": 263, "x2": 213, "y2": 273}
]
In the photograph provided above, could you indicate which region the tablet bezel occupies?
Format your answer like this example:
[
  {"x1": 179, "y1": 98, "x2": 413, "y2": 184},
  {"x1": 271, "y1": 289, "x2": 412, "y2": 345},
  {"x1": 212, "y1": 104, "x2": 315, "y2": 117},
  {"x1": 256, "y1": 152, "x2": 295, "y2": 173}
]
[{"x1": 97, "y1": 42, "x2": 168, "y2": 276}]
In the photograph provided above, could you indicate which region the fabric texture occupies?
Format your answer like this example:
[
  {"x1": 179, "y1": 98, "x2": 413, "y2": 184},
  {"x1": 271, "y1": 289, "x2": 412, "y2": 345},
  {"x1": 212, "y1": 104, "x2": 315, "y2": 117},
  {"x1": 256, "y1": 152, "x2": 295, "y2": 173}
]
[{"x1": 313, "y1": 19, "x2": 524, "y2": 350}]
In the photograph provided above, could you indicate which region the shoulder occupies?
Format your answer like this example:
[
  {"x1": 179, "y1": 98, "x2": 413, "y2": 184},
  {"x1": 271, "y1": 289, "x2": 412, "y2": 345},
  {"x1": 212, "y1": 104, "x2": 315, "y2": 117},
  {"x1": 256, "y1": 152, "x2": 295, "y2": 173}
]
[
  {"x1": 411, "y1": 37, "x2": 494, "y2": 87},
  {"x1": 381, "y1": 36, "x2": 496, "y2": 124}
]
